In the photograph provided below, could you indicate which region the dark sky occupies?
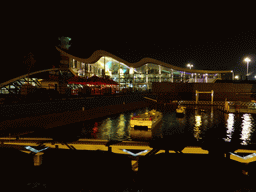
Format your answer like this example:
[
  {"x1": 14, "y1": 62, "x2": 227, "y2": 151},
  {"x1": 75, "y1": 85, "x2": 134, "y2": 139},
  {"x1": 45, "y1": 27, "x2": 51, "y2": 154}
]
[{"x1": 2, "y1": 2, "x2": 256, "y2": 83}]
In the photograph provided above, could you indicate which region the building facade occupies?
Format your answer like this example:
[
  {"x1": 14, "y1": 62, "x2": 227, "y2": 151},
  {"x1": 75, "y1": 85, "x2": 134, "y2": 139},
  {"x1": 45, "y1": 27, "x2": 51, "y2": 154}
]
[
  {"x1": 0, "y1": 47, "x2": 234, "y2": 95},
  {"x1": 56, "y1": 47, "x2": 233, "y2": 92}
]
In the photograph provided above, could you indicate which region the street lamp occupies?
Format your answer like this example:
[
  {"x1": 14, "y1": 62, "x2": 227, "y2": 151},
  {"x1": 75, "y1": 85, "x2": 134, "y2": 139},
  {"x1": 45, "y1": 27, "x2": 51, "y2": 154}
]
[
  {"x1": 187, "y1": 64, "x2": 194, "y2": 82},
  {"x1": 187, "y1": 63, "x2": 193, "y2": 70},
  {"x1": 244, "y1": 57, "x2": 251, "y2": 78}
]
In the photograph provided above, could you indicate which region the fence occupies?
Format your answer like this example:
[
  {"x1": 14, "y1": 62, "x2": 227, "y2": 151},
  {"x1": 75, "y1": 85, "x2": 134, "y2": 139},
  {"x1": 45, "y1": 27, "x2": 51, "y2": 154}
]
[
  {"x1": 178, "y1": 101, "x2": 224, "y2": 105},
  {"x1": 178, "y1": 100, "x2": 256, "y2": 108}
]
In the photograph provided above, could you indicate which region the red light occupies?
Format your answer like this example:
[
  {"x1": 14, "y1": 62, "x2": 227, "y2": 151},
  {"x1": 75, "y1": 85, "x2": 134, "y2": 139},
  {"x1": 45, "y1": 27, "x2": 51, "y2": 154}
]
[
  {"x1": 131, "y1": 117, "x2": 134, "y2": 120},
  {"x1": 149, "y1": 118, "x2": 152, "y2": 121}
]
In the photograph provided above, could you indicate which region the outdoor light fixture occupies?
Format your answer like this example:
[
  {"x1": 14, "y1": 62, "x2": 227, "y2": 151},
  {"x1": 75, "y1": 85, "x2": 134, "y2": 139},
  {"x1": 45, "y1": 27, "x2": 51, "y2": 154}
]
[
  {"x1": 187, "y1": 63, "x2": 193, "y2": 69},
  {"x1": 244, "y1": 57, "x2": 251, "y2": 77}
]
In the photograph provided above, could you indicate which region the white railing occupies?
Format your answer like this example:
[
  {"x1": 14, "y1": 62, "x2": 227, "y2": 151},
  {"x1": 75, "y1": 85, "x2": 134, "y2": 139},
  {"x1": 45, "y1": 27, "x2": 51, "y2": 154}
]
[{"x1": 188, "y1": 77, "x2": 219, "y2": 83}]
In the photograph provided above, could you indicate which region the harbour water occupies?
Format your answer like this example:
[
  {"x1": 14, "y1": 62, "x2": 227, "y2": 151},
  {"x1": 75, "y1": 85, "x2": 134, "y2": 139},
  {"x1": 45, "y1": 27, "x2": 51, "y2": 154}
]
[{"x1": 22, "y1": 105, "x2": 256, "y2": 147}]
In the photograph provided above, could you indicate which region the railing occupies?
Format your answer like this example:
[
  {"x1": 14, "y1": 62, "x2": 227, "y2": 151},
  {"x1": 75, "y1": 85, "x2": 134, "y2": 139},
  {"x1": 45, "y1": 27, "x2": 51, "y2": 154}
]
[
  {"x1": 178, "y1": 100, "x2": 225, "y2": 105},
  {"x1": 178, "y1": 100, "x2": 256, "y2": 108}
]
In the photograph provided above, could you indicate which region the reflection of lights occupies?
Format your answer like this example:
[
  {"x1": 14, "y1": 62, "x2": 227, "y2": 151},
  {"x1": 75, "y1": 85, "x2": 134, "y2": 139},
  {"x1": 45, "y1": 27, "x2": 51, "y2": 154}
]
[
  {"x1": 194, "y1": 115, "x2": 202, "y2": 140},
  {"x1": 224, "y1": 113, "x2": 235, "y2": 142},
  {"x1": 117, "y1": 114, "x2": 125, "y2": 139},
  {"x1": 240, "y1": 114, "x2": 253, "y2": 145},
  {"x1": 195, "y1": 115, "x2": 202, "y2": 127},
  {"x1": 101, "y1": 118, "x2": 112, "y2": 140},
  {"x1": 210, "y1": 106, "x2": 214, "y2": 119}
]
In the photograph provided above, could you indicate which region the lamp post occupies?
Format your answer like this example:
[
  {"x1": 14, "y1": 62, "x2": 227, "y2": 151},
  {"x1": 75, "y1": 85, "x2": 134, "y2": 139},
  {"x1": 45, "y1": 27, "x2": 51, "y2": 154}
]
[
  {"x1": 187, "y1": 63, "x2": 193, "y2": 82},
  {"x1": 244, "y1": 57, "x2": 251, "y2": 80},
  {"x1": 231, "y1": 70, "x2": 234, "y2": 80},
  {"x1": 187, "y1": 63, "x2": 193, "y2": 70}
]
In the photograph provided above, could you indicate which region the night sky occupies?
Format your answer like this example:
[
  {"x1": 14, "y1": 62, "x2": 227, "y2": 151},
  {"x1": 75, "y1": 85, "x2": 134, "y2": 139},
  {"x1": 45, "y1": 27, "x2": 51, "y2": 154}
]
[{"x1": 2, "y1": 3, "x2": 256, "y2": 83}]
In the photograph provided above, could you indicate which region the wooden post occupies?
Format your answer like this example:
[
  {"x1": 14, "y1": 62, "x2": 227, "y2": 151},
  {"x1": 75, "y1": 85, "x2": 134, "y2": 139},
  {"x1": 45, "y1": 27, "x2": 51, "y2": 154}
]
[
  {"x1": 211, "y1": 90, "x2": 214, "y2": 105},
  {"x1": 196, "y1": 90, "x2": 198, "y2": 104},
  {"x1": 171, "y1": 69, "x2": 173, "y2": 83}
]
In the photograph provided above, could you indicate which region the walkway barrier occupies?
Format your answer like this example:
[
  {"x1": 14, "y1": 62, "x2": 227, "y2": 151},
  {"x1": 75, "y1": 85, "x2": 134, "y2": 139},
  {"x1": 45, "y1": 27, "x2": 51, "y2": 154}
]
[
  {"x1": 178, "y1": 100, "x2": 256, "y2": 108},
  {"x1": 178, "y1": 100, "x2": 225, "y2": 105},
  {"x1": 144, "y1": 96, "x2": 157, "y2": 102}
]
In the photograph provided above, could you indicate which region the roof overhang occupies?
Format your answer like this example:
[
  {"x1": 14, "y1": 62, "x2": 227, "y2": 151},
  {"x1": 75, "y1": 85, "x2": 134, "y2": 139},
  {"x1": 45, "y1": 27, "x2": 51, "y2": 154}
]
[{"x1": 56, "y1": 46, "x2": 232, "y2": 74}]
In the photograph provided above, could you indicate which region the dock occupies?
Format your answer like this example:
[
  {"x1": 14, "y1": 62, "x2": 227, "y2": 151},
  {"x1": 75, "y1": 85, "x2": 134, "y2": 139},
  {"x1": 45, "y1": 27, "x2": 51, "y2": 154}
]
[
  {"x1": 217, "y1": 100, "x2": 256, "y2": 114},
  {"x1": 2, "y1": 137, "x2": 256, "y2": 166},
  {"x1": 218, "y1": 106, "x2": 256, "y2": 114},
  {"x1": 1, "y1": 137, "x2": 256, "y2": 191}
]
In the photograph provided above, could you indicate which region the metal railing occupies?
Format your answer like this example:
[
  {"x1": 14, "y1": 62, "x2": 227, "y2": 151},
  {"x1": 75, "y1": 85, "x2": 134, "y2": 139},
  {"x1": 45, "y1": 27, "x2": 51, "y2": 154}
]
[
  {"x1": 178, "y1": 100, "x2": 256, "y2": 109},
  {"x1": 178, "y1": 100, "x2": 225, "y2": 105}
]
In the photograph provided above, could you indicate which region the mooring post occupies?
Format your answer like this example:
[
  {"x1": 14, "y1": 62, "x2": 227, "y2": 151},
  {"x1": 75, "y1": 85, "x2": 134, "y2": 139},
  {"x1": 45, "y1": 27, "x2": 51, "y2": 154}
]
[
  {"x1": 211, "y1": 90, "x2": 214, "y2": 105},
  {"x1": 196, "y1": 90, "x2": 198, "y2": 104},
  {"x1": 33, "y1": 152, "x2": 43, "y2": 166}
]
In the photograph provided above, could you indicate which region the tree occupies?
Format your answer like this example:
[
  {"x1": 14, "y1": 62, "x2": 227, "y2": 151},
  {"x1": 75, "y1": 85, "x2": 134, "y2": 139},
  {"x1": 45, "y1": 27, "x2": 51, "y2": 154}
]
[{"x1": 58, "y1": 36, "x2": 71, "y2": 50}]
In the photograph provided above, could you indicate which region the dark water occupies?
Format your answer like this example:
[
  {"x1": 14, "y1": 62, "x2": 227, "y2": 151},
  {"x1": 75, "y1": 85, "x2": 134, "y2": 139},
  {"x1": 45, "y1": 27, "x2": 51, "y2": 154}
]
[{"x1": 22, "y1": 105, "x2": 256, "y2": 146}]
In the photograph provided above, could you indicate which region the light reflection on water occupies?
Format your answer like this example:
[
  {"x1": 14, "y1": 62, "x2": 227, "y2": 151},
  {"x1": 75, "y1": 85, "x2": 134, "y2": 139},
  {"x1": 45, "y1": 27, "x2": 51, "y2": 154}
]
[
  {"x1": 224, "y1": 113, "x2": 235, "y2": 142},
  {"x1": 194, "y1": 114, "x2": 202, "y2": 141},
  {"x1": 24, "y1": 106, "x2": 256, "y2": 146},
  {"x1": 240, "y1": 114, "x2": 254, "y2": 145},
  {"x1": 84, "y1": 106, "x2": 256, "y2": 145}
]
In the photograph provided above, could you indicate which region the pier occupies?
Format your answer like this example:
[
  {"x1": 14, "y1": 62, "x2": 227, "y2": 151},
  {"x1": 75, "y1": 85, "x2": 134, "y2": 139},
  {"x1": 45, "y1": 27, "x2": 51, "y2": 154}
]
[
  {"x1": 2, "y1": 137, "x2": 256, "y2": 165},
  {"x1": 1, "y1": 136, "x2": 256, "y2": 191}
]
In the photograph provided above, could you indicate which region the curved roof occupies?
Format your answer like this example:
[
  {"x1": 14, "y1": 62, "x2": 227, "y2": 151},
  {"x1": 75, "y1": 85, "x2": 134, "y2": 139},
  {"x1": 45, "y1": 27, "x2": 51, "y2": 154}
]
[
  {"x1": 0, "y1": 68, "x2": 63, "y2": 88},
  {"x1": 56, "y1": 46, "x2": 232, "y2": 74}
]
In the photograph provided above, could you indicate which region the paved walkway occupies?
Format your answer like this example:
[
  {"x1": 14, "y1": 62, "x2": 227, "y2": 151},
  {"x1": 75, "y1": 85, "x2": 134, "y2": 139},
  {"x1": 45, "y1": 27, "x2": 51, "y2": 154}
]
[{"x1": 1, "y1": 143, "x2": 255, "y2": 192}]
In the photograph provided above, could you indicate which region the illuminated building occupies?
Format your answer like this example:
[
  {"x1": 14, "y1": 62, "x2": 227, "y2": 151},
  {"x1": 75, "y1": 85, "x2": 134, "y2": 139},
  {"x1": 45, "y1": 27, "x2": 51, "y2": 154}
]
[
  {"x1": 56, "y1": 46, "x2": 233, "y2": 92},
  {"x1": 0, "y1": 46, "x2": 233, "y2": 94}
]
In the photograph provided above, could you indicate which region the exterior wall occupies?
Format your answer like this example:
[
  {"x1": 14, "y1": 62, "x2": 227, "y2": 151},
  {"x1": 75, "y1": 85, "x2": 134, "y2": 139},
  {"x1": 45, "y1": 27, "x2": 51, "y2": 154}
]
[{"x1": 152, "y1": 82, "x2": 256, "y2": 101}]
